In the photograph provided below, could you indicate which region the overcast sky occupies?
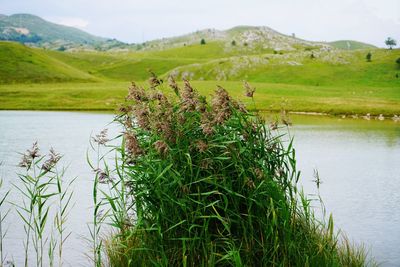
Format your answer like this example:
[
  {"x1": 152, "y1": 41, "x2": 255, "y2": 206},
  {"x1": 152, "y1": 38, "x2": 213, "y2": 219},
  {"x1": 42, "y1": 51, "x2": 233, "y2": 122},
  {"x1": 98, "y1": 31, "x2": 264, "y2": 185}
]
[{"x1": 1, "y1": 0, "x2": 399, "y2": 47}]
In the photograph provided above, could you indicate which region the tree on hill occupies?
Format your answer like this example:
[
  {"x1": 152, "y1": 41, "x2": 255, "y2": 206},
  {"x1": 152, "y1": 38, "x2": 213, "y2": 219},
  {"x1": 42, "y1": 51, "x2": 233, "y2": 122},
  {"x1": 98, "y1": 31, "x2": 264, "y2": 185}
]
[
  {"x1": 385, "y1": 37, "x2": 397, "y2": 49},
  {"x1": 366, "y1": 52, "x2": 372, "y2": 62},
  {"x1": 200, "y1": 38, "x2": 206, "y2": 45},
  {"x1": 396, "y1": 57, "x2": 400, "y2": 67},
  {"x1": 231, "y1": 40, "x2": 236, "y2": 46}
]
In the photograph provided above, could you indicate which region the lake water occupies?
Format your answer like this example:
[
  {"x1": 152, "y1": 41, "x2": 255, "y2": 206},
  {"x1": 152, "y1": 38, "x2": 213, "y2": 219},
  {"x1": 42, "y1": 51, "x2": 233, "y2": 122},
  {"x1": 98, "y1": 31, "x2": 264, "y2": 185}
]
[
  {"x1": 289, "y1": 115, "x2": 400, "y2": 267},
  {"x1": 0, "y1": 111, "x2": 399, "y2": 266}
]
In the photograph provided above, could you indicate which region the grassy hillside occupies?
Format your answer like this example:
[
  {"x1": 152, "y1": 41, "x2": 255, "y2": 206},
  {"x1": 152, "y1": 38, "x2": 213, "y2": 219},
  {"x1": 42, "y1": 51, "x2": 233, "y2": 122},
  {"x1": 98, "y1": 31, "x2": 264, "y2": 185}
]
[
  {"x1": 0, "y1": 42, "x2": 96, "y2": 83},
  {"x1": 1, "y1": 40, "x2": 399, "y2": 86},
  {"x1": 32, "y1": 42, "x2": 400, "y2": 86},
  {"x1": 167, "y1": 48, "x2": 400, "y2": 87},
  {"x1": 145, "y1": 41, "x2": 277, "y2": 59},
  {"x1": 329, "y1": 40, "x2": 377, "y2": 50},
  {"x1": 46, "y1": 50, "x2": 198, "y2": 80}
]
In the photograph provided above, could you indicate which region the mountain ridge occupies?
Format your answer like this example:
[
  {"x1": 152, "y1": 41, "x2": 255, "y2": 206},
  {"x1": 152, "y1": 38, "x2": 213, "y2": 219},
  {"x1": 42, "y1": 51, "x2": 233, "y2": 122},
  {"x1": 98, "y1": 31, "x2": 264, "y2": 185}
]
[
  {"x1": 0, "y1": 13, "x2": 126, "y2": 50},
  {"x1": 139, "y1": 25, "x2": 332, "y2": 52}
]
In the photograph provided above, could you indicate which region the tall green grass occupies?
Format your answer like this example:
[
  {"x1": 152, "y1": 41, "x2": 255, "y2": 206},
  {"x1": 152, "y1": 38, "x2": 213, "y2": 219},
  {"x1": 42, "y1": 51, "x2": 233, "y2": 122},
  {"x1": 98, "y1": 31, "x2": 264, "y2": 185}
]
[
  {"x1": 0, "y1": 175, "x2": 10, "y2": 266},
  {"x1": 97, "y1": 77, "x2": 371, "y2": 266},
  {"x1": 87, "y1": 129, "x2": 114, "y2": 267},
  {"x1": 10, "y1": 143, "x2": 74, "y2": 267}
]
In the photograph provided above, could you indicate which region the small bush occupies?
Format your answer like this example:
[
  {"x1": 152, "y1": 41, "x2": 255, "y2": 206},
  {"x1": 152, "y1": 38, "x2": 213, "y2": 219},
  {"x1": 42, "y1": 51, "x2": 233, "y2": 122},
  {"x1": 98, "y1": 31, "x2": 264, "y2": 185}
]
[
  {"x1": 200, "y1": 38, "x2": 206, "y2": 45},
  {"x1": 366, "y1": 52, "x2": 372, "y2": 62},
  {"x1": 105, "y1": 77, "x2": 370, "y2": 266}
]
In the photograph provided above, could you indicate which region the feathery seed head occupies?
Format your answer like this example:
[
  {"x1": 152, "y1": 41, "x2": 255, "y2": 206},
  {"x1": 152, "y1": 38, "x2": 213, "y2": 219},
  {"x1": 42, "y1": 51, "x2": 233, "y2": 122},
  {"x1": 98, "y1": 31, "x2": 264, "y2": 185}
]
[
  {"x1": 93, "y1": 129, "x2": 109, "y2": 145},
  {"x1": 154, "y1": 140, "x2": 169, "y2": 156},
  {"x1": 125, "y1": 132, "x2": 143, "y2": 157}
]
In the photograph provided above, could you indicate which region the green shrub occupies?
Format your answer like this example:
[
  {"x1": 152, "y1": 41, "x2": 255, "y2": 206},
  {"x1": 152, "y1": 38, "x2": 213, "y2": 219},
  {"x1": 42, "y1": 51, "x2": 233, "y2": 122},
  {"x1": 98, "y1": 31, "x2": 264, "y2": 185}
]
[
  {"x1": 104, "y1": 77, "x2": 370, "y2": 266},
  {"x1": 366, "y1": 52, "x2": 372, "y2": 62}
]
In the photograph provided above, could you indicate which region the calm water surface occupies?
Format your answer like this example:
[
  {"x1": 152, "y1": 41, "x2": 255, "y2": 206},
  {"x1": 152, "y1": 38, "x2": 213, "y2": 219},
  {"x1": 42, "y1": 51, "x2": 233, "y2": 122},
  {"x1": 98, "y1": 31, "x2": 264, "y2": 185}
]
[
  {"x1": 0, "y1": 111, "x2": 399, "y2": 266},
  {"x1": 290, "y1": 115, "x2": 400, "y2": 266}
]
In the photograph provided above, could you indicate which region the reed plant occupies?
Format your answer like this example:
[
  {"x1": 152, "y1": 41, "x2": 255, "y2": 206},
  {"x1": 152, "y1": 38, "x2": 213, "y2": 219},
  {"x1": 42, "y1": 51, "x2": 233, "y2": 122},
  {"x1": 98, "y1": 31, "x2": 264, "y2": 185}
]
[
  {"x1": 54, "y1": 168, "x2": 75, "y2": 267},
  {"x1": 99, "y1": 76, "x2": 371, "y2": 266},
  {"x1": 87, "y1": 129, "x2": 115, "y2": 267},
  {"x1": 0, "y1": 175, "x2": 10, "y2": 267},
  {"x1": 14, "y1": 143, "x2": 73, "y2": 267}
]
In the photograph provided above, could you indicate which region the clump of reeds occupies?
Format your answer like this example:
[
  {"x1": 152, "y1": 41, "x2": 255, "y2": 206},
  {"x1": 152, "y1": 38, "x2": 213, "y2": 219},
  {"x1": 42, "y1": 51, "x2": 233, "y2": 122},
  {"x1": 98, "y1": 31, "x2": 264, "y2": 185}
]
[{"x1": 99, "y1": 75, "x2": 370, "y2": 266}]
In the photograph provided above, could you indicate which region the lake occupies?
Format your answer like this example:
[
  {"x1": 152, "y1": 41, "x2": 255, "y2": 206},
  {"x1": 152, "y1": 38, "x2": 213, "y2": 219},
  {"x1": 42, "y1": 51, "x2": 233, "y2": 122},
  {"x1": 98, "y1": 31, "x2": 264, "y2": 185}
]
[{"x1": 0, "y1": 111, "x2": 399, "y2": 266}]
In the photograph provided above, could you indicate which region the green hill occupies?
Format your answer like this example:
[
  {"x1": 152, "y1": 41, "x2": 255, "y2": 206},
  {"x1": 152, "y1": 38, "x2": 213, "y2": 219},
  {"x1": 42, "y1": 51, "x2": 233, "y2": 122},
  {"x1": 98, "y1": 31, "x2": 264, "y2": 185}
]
[
  {"x1": 329, "y1": 40, "x2": 376, "y2": 50},
  {"x1": 0, "y1": 14, "x2": 126, "y2": 50},
  {"x1": 138, "y1": 26, "x2": 328, "y2": 52},
  {"x1": 0, "y1": 41, "x2": 96, "y2": 83}
]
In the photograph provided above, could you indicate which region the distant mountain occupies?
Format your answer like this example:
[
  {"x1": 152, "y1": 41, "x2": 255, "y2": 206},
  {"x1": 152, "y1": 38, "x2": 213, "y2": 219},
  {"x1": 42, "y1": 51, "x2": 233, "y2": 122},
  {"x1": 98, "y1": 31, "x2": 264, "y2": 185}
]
[
  {"x1": 0, "y1": 13, "x2": 127, "y2": 50},
  {"x1": 328, "y1": 40, "x2": 376, "y2": 50},
  {"x1": 138, "y1": 26, "x2": 331, "y2": 52}
]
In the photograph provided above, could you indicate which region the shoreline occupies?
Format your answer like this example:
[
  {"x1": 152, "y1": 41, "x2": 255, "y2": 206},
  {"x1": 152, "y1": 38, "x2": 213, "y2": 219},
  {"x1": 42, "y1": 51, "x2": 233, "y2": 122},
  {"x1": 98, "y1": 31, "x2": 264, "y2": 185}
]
[{"x1": 1, "y1": 109, "x2": 399, "y2": 123}]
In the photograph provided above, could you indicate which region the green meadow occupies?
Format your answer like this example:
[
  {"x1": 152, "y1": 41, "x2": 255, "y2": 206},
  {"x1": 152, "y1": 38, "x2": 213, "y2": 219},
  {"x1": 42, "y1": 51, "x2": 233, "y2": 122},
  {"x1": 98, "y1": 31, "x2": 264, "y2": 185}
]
[
  {"x1": 1, "y1": 81, "x2": 400, "y2": 116},
  {"x1": 0, "y1": 41, "x2": 399, "y2": 115}
]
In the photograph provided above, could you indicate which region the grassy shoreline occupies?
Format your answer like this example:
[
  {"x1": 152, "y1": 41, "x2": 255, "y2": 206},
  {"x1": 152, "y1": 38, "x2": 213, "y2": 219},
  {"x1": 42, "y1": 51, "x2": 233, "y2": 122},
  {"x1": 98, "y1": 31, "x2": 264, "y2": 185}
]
[{"x1": 1, "y1": 80, "x2": 399, "y2": 116}]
